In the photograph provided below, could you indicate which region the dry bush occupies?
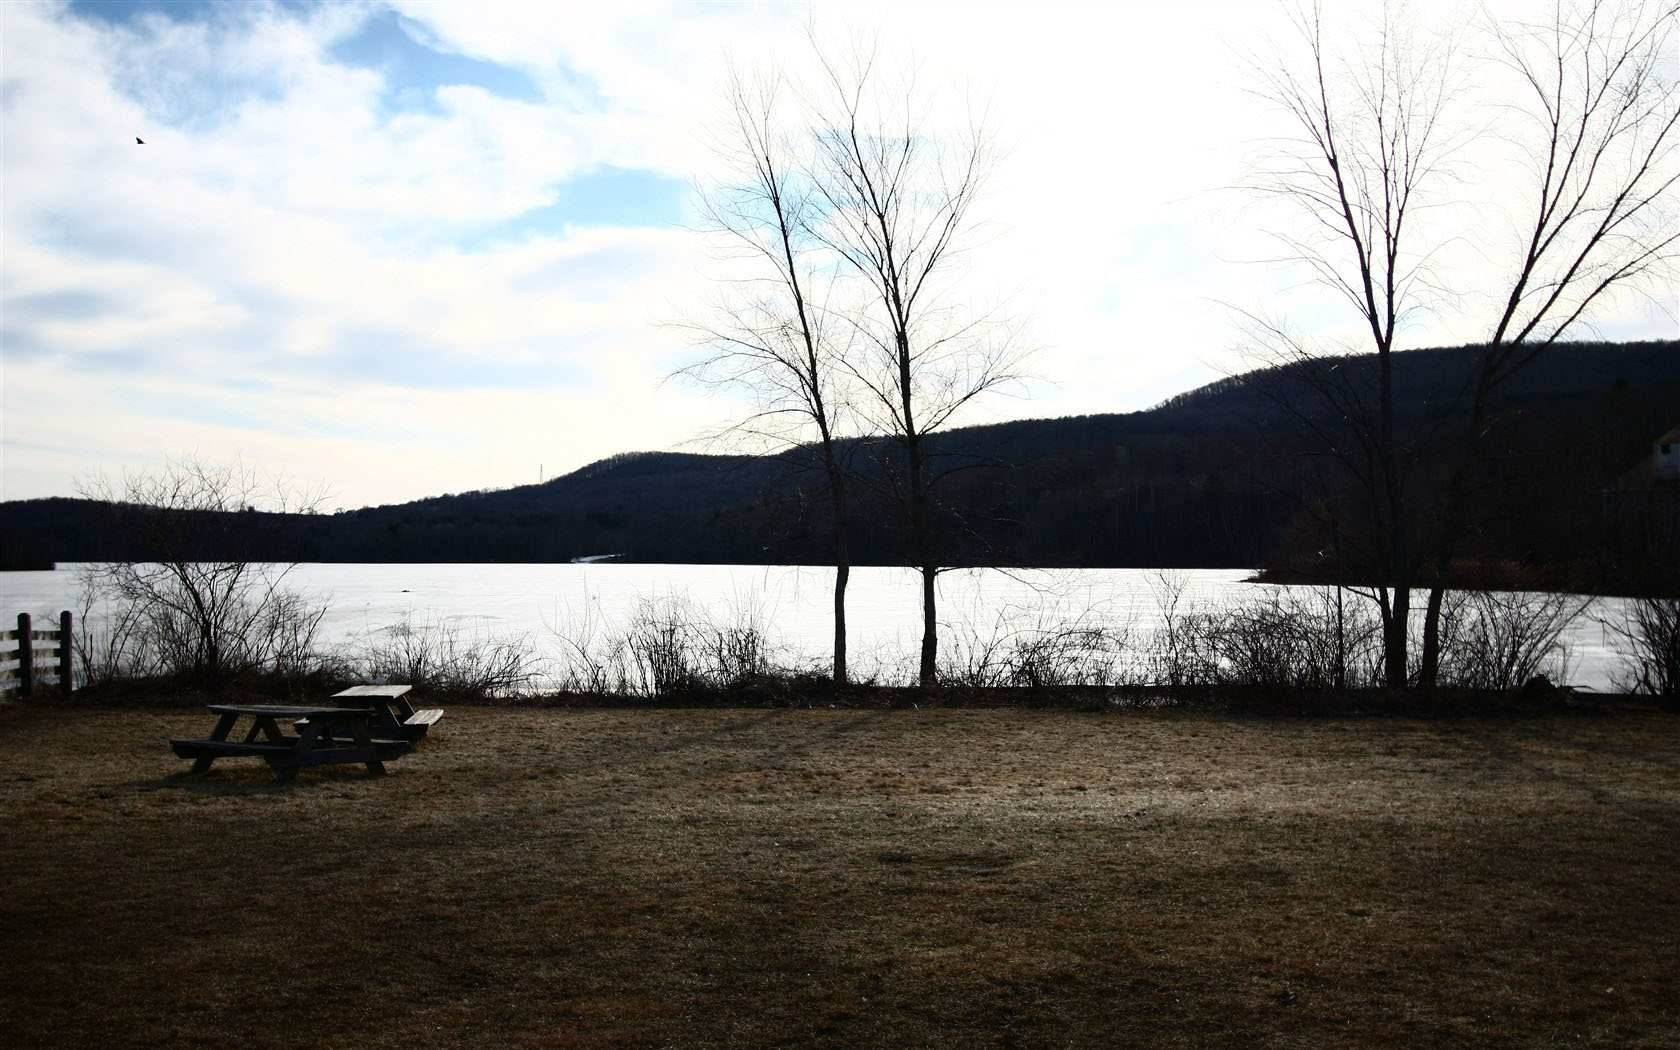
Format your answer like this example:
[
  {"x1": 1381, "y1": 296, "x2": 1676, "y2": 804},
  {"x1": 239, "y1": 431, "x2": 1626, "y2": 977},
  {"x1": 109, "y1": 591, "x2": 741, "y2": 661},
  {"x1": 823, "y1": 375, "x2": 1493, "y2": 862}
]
[
  {"x1": 1136, "y1": 577, "x2": 1383, "y2": 691},
  {"x1": 69, "y1": 578, "x2": 160, "y2": 688},
  {"x1": 619, "y1": 597, "x2": 706, "y2": 698},
  {"x1": 550, "y1": 595, "x2": 790, "y2": 700},
  {"x1": 76, "y1": 563, "x2": 330, "y2": 685},
  {"x1": 348, "y1": 613, "x2": 541, "y2": 701},
  {"x1": 1005, "y1": 623, "x2": 1129, "y2": 688},
  {"x1": 1434, "y1": 590, "x2": 1593, "y2": 691},
  {"x1": 1603, "y1": 597, "x2": 1680, "y2": 701},
  {"x1": 1138, "y1": 571, "x2": 1221, "y2": 687},
  {"x1": 940, "y1": 607, "x2": 1131, "y2": 690},
  {"x1": 75, "y1": 457, "x2": 331, "y2": 686},
  {"x1": 1204, "y1": 587, "x2": 1384, "y2": 690}
]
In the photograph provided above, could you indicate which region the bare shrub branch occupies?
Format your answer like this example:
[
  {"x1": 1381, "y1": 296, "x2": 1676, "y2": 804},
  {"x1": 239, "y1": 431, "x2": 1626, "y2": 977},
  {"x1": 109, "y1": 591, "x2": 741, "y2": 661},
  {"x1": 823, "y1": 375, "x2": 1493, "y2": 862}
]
[{"x1": 74, "y1": 455, "x2": 330, "y2": 684}]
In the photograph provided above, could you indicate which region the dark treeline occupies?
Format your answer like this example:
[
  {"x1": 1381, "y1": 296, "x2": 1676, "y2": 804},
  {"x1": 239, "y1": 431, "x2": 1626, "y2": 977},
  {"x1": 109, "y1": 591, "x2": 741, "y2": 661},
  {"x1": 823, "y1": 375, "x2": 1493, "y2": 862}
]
[{"x1": 3, "y1": 340, "x2": 1676, "y2": 590}]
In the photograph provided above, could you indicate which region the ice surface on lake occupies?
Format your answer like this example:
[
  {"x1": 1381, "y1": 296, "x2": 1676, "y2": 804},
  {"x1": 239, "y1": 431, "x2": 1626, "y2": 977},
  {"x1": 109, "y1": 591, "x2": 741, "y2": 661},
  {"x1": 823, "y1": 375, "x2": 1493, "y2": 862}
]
[{"x1": 0, "y1": 563, "x2": 1635, "y2": 692}]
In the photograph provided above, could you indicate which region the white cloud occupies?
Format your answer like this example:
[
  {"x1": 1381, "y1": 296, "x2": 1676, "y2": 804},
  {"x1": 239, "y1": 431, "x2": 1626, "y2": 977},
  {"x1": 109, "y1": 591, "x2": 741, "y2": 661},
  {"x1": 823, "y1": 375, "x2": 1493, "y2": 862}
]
[{"x1": 1, "y1": 0, "x2": 1673, "y2": 506}]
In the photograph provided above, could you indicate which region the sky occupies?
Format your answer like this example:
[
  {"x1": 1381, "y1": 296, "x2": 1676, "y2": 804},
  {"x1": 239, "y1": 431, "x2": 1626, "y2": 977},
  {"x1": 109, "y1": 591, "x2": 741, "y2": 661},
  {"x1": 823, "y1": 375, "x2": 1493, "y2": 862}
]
[{"x1": 1, "y1": 0, "x2": 1675, "y2": 509}]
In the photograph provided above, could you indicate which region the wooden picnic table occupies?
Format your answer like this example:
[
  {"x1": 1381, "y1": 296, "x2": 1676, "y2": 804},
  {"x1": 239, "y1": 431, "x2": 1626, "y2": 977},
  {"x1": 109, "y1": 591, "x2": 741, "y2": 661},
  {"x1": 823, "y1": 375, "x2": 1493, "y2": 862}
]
[
  {"x1": 170, "y1": 704, "x2": 409, "y2": 783},
  {"x1": 329, "y1": 685, "x2": 443, "y2": 742}
]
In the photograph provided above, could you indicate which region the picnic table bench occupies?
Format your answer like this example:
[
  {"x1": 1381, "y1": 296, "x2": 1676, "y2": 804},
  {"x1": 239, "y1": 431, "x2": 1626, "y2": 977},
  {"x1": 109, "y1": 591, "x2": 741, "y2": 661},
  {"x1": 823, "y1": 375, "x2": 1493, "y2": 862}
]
[
  {"x1": 309, "y1": 685, "x2": 442, "y2": 743},
  {"x1": 171, "y1": 704, "x2": 409, "y2": 783}
]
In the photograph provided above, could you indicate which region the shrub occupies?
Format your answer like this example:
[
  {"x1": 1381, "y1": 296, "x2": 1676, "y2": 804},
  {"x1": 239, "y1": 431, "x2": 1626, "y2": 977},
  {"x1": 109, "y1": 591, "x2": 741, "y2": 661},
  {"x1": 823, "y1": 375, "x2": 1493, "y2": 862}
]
[
  {"x1": 619, "y1": 598, "x2": 706, "y2": 698},
  {"x1": 349, "y1": 613, "x2": 541, "y2": 701},
  {"x1": 70, "y1": 576, "x2": 161, "y2": 688},
  {"x1": 937, "y1": 579, "x2": 1135, "y2": 692},
  {"x1": 1202, "y1": 587, "x2": 1383, "y2": 690},
  {"x1": 1434, "y1": 590, "x2": 1593, "y2": 691},
  {"x1": 550, "y1": 595, "x2": 790, "y2": 701},
  {"x1": 76, "y1": 457, "x2": 330, "y2": 685},
  {"x1": 1603, "y1": 597, "x2": 1680, "y2": 702},
  {"x1": 1141, "y1": 571, "x2": 1220, "y2": 688}
]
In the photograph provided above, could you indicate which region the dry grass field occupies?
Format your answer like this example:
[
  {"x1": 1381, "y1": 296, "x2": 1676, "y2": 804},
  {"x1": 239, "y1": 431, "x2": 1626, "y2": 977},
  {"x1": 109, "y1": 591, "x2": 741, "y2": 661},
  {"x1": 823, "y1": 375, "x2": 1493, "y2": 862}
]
[{"x1": 1, "y1": 703, "x2": 1676, "y2": 1049}]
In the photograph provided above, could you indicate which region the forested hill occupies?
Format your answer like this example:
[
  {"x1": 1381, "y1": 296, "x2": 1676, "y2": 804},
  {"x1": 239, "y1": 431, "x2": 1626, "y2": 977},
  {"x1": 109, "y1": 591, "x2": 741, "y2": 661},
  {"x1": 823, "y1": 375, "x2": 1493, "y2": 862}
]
[{"x1": 3, "y1": 340, "x2": 1676, "y2": 575}]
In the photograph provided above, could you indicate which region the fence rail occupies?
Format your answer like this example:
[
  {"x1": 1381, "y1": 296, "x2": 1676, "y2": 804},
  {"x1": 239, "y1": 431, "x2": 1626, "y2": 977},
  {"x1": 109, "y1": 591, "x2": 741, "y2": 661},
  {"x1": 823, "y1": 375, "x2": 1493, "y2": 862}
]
[{"x1": 1, "y1": 612, "x2": 73, "y2": 699}]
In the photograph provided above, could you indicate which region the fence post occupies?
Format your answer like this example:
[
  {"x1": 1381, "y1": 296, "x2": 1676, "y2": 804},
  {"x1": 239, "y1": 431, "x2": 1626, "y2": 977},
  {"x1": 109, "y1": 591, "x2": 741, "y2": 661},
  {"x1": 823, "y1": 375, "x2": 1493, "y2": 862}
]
[
  {"x1": 16, "y1": 613, "x2": 32, "y2": 700},
  {"x1": 59, "y1": 610, "x2": 73, "y2": 698}
]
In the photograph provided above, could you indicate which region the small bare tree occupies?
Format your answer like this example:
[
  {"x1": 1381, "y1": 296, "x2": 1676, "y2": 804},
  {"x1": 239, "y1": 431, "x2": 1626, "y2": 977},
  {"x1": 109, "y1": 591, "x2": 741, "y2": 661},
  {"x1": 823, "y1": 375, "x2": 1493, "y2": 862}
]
[{"x1": 78, "y1": 456, "x2": 328, "y2": 684}]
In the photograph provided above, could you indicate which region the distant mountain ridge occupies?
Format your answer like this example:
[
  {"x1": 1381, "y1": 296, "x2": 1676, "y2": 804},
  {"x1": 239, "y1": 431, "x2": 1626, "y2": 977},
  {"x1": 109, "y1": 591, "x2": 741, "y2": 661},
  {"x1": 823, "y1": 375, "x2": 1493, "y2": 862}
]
[{"x1": 3, "y1": 339, "x2": 1676, "y2": 577}]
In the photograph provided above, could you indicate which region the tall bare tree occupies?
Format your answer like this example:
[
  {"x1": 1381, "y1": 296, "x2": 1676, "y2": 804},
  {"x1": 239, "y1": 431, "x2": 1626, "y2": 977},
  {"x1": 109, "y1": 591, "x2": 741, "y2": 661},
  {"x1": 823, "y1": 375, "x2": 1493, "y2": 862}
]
[
  {"x1": 685, "y1": 38, "x2": 1024, "y2": 689},
  {"x1": 681, "y1": 65, "x2": 856, "y2": 684},
  {"x1": 1416, "y1": 0, "x2": 1680, "y2": 685},
  {"x1": 1248, "y1": 1, "x2": 1462, "y2": 686},
  {"x1": 807, "y1": 40, "x2": 1026, "y2": 687},
  {"x1": 1249, "y1": 0, "x2": 1678, "y2": 688}
]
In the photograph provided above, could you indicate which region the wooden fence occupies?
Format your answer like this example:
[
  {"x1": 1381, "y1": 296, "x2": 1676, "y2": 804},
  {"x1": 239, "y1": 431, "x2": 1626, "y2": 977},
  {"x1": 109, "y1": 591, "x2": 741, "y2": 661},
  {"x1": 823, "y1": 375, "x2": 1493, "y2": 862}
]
[{"x1": 2, "y1": 612, "x2": 73, "y2": 700}]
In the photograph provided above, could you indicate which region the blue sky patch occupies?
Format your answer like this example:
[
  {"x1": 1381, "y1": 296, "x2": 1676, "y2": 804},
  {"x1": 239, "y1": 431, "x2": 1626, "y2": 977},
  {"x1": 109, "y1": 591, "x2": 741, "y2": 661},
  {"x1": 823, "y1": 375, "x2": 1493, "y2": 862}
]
[
  {"x1": 463, "y1": 167, "x2": 691, "y2": 250},
  {"x1": 68, "y1": 1, "x2": 306, "y2": 24},
  {"x1": 7, "y1": 289, "x2": 119, "y2": 321},
  {"x1": 328, "y1": 9, "x2": 541, "y2": 114},
  {"x1": 70, "y1": 1, "x2": 291, "y2": 130}
]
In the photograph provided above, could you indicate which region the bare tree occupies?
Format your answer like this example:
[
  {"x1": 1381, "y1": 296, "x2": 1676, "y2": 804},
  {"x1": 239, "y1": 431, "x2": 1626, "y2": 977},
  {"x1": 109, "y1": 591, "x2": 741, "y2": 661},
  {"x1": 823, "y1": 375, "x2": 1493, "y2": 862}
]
[
  {"x1": 684, "y1": 37, "x2": 1026, "y2": 689},
  {"x1": 681, "y1": 64, "x2": 857, "y2": 684},
  {"x1": 1416, "y1": 0, "x2": 1680, "y2": 685},
  {"x1": 1247, "y1": 1, "x2": 1462, "y2": 686},
  {"x1": 1248, "y1": 0, "x2": 1678, "y2": 688},
  {"x1": 77, "y1": 456, "x2": 328, "y2": 684},
  {"x1": 808, "y1": 39, "x2": 1027, "y2": 687}
]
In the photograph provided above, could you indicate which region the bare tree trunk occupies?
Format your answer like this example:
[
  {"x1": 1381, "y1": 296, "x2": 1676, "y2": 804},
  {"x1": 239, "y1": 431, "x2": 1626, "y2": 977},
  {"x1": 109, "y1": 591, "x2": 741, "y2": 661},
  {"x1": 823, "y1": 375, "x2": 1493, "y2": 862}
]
[
  {"x1": 833, "y1": 560, "x2": 849, "y2": 685},
  {"x1": 1419, "y1": 583, "x2": 1445, "y2": 689},
  {"x1": 828, "y1": 455, "x2": 850, "y2": 684},
  {"x1": 1334, "y1": 582, "x2": 1347, "y2": 690},
  {"x1": 902, "y1": 359, "x2": 940, "y2": 688},
  {"x1": 918, "y1": 564, "x2": 938, "y2": 687},
  {"x1": 1383, "y1": 584, "x2": 1411, "y2": 687}
]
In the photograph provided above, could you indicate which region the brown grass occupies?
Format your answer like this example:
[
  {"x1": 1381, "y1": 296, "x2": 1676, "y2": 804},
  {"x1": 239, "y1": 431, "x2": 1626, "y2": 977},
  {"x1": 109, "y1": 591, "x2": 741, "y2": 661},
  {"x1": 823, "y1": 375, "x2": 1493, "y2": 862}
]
[{"x1": 1, "y1": 704, "x2": 1676, "y2": 1048}]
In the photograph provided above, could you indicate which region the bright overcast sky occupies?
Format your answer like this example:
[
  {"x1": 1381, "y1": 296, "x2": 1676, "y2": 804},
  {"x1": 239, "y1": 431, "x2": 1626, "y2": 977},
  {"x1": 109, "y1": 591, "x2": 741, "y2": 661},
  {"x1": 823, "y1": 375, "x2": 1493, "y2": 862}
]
[{"x1": 2, "y1": 0, "x2": 1675, "y2": 509}]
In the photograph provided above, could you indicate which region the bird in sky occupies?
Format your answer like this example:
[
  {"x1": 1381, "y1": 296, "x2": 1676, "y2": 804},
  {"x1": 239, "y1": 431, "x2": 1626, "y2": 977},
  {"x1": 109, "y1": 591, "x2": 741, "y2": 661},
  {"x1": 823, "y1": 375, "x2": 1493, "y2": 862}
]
[{"x1": 135, "y1": 137, "x2": 145, "y2": 144}]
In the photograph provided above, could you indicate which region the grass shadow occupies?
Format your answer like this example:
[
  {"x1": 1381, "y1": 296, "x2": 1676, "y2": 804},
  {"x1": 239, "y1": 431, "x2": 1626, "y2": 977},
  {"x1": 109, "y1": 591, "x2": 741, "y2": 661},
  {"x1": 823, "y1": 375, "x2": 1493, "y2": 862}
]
[{"x1": 132, "y1": 765, "x2": 393, "y2": 795}]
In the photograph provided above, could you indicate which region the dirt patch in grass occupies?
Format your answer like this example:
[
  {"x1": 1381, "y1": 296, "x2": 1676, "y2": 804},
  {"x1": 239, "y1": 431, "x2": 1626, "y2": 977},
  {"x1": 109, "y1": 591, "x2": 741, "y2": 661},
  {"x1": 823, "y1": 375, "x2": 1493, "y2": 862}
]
[{"x1": 1, "y1": 704, "x2": 1676, "y2": 1048}]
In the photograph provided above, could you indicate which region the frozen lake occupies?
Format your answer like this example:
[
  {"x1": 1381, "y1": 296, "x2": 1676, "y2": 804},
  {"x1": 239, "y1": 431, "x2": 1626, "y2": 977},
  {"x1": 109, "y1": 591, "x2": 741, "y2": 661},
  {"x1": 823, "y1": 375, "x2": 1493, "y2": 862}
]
[{"x1": 0, "y1": 563, "x2": 1637, "y2": 691}]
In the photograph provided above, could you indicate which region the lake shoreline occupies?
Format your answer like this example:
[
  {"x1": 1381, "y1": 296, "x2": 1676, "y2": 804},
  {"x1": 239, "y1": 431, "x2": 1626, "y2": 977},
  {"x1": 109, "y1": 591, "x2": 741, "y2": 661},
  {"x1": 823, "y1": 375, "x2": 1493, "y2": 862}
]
[
  {"x1": 36, "y1": 672, "x2": 1674, "y2": 719},
  {"x1": 1, "y1": 563, "x2": 1643, "y2": 693},
  {"x1": 1247, "y1": 562, "x2": 1673, "y2": 599}
]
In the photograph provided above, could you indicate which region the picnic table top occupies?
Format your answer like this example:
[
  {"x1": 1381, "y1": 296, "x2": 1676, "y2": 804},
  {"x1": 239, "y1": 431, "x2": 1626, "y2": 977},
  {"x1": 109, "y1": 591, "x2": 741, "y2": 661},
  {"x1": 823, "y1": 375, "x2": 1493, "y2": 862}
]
[
  {"x1": 333, "y1": 685, "x2": 413, "y2": 700},
  {"x1": 206, "y1": 704, "x2": 374, "y2": 718}
]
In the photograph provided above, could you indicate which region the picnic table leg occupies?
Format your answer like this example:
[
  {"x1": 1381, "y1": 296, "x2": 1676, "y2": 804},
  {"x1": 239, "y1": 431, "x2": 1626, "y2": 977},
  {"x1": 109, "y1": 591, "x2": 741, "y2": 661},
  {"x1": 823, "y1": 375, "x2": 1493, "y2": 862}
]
[
  {"x1": 273, "y1": 715, "x2": 388, "y2": 780},
  {"x1": 369, "y1": 701, "x2": 404, "y2": 740},
  {"x1": 194, "y1": 712, "x2": 240, "y2": 773},
  {"x1": 273, "y1": 718, "x2": 327, "y2": 782},
  {"x1": 253, "y1": 716, "x2": 287, "y2": 744},
  {"x1": 348, "y1": 718, "x2": 387, "y2": 776}
]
